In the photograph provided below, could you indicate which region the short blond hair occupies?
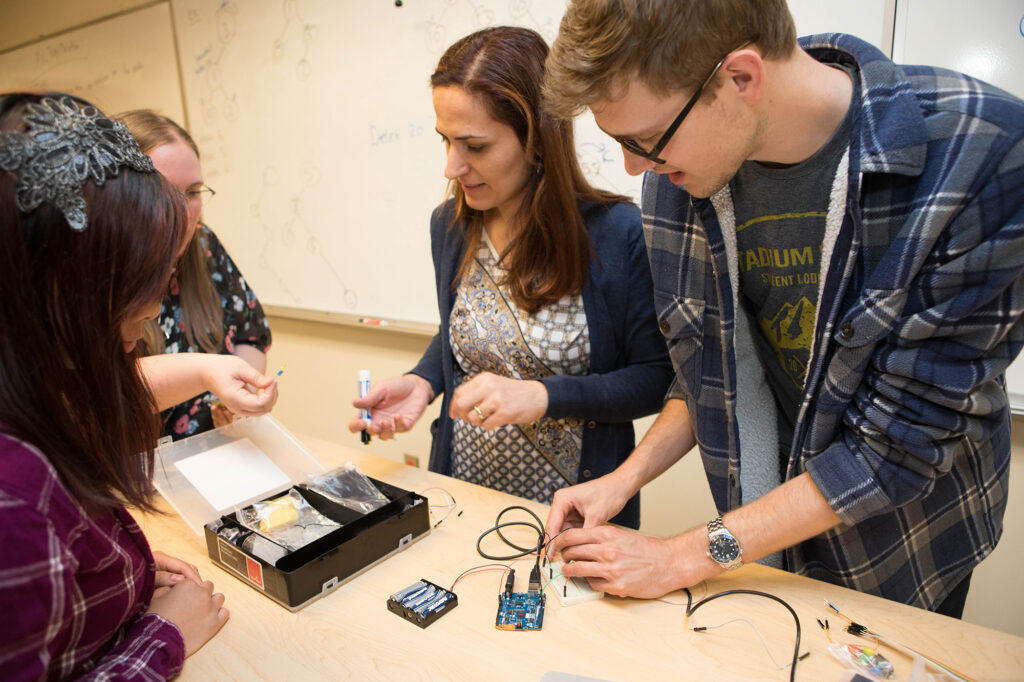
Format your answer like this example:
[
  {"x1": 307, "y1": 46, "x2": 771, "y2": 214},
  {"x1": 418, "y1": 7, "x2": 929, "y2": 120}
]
[{"x1": 544, "y1": 0, "x2": 797, "y2": 118}]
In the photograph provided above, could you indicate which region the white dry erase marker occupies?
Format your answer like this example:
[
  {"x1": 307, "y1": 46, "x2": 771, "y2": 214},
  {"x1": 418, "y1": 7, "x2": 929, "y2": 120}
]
[{"x1": 358, "y1": 370, "x2": 371, "y2": 444}]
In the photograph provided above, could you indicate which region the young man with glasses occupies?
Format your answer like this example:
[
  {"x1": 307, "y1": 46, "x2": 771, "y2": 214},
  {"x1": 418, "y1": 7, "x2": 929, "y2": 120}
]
[{"x1": 543, "y1": 0, "x2": 1024, "y2": 618}]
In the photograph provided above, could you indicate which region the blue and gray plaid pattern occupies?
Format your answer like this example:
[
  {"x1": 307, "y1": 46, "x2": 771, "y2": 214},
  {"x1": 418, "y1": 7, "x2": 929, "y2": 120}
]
[{"x1": 643, "y1": 34, "x2": 1024, "y2": 609}]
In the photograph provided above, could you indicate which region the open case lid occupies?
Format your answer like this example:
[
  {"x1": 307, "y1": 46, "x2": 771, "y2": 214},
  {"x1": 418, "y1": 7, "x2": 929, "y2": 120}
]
[{"x1": 152, "y1": 415, "x2": 327, "y2": 534}]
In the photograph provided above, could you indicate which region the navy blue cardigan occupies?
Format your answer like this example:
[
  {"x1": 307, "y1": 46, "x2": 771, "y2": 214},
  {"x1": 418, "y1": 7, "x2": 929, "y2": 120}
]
[{"x1": 410, "y1": 199, "x2": 672, "y2": 529}]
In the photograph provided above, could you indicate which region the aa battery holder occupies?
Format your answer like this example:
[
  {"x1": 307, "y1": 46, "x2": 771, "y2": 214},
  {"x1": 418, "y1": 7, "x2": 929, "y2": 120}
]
[{"x1": 387, "y1": 579, "x2": 458, "y2": 628}]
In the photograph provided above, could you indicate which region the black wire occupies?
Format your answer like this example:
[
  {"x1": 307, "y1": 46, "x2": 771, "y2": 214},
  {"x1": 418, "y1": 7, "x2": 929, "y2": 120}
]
[
  {"x1": 476, "y1": 522, "x2": 544, "y2": 560},
  {"x1": 494, "y1": 506, "x2": 545, "y2": 552},
  {"x1": 683, "y1": 588, "x2": 802, "y2": 682},
  {"x1": 476, "y1": 505, "x2": 546, "y2": 561}
]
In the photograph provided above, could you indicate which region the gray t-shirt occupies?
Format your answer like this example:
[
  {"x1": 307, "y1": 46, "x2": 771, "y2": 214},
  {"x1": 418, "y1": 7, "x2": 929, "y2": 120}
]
[{"x1": 730, "y1": 64, "x2": 855, "y2": 460}]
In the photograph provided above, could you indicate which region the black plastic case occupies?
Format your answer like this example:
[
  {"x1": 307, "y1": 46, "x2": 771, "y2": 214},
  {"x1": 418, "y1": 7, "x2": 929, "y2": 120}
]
[{"x1": 153, "y1": 416, "x2": 430, "y2": 611}]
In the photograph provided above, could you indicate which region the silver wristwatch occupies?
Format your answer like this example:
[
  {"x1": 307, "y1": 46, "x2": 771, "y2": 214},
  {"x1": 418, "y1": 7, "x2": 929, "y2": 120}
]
[{"x1": 706, "y1": 516, "x2": 743, "y2": 570}]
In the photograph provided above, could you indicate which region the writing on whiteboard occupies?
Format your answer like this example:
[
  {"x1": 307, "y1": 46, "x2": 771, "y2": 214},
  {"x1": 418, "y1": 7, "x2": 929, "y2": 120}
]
[{"x1": 369, "y1": 123, "x2": 426, "y2": 147}]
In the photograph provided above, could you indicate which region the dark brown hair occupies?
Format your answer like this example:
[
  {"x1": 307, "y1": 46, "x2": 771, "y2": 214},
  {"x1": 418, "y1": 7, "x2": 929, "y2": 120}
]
[
  {"x1": 545, "y1": 0, "x2": 798, "y2": 119},
  {"x1": 116, "y1": 109, "x2": 223, "y2": 355},
  {"x1": 0, "y1": 93, "x2": 188, "y2": 513},
  {"x1": 432, "y1": 26, "x2": 630, "y2": 313}
]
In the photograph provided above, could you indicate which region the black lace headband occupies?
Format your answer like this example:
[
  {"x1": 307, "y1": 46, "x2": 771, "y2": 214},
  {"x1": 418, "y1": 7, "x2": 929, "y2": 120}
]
[{"x1": 0, "y1": 96, "x2": 155, "y2": 231}]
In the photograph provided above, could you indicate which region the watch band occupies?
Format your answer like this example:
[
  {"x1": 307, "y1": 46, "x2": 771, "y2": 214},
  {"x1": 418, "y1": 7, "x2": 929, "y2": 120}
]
[
  {"x1": 706, "y1": 516, "x2": 743, "y2": 570},
  {"x1": 708, "y1": 516, "x2": 727, "y2": 534}
]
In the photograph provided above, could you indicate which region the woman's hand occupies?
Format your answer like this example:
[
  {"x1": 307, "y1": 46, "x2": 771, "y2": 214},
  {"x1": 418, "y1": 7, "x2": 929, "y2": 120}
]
[
  {"x1": 147, "y1": 579, "x2": 229, "y2": 657},
  {"x1": 200, "y1": 355, "x2": 278, "y2": 417},
  {"x1": 140, "y1": 354, "x2": 278, "y2": 415},
  {"x1": 349, "y1": 374, "x2": 434, "y2": 440},
  {"x1": 449, "y1": 372, "x2": 548, "y2": 429},
  {"x1": 152, "y1": 550, "x2": 202, "y2": 588},
  {"x1": 210, "y1": 402, "x2": 234, "y2": 428}
]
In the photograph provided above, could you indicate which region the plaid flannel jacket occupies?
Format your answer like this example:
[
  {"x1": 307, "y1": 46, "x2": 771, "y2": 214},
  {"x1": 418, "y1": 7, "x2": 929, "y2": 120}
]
[
  {"x1": 0, "y1": 434, "x2": 185, "y2": 680},
  {"x1": 643, "y1": 33, "x2": 1024, "y2": 609}
]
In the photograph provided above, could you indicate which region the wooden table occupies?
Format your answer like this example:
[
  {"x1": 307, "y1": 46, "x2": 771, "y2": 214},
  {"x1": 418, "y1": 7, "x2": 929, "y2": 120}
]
[{"x1": 137, "y1": 434, "x2": 1024, "y2": 681}]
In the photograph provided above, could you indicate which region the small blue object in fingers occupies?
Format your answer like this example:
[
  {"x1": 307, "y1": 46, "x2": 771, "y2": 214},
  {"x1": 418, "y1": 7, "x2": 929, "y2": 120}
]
[{"x1": 358, "y1": 370, "x2": 371, "y2": 445}]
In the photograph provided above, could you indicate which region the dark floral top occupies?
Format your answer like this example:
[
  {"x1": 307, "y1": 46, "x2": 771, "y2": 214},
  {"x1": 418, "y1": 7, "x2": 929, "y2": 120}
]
[{"x1": 158, "y1": 224, "x2": 271, "y2": 441}]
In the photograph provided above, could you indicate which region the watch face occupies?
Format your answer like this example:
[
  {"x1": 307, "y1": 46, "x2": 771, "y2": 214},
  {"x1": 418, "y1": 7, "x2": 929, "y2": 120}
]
[{"x1": 709, "y1": 535, "x2": 740, "y2": 563}]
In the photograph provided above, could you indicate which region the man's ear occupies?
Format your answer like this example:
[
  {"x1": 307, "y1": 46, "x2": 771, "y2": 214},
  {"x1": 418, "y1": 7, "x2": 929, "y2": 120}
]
[{"x1": 723, "y1": 49, "x2": 765, "y2": 102}]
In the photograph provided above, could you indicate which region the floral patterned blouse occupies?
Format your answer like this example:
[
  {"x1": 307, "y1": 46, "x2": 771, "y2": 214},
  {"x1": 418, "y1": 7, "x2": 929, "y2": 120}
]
[
  {"x1": 449, "y1": 237, "x2": 590, "y2": 504},
  {"x1": 158, "y1": 224, "x2": 271, "y2": 441}
]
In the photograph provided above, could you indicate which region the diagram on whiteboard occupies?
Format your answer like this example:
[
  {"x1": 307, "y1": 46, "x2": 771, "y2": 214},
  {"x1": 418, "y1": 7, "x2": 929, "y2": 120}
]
[
  {"x1": 171, "y1": 0, "x2": 642, "y2": 325},
  {"x1": 250, "y1": 165, "x2": 358, "y2": 309},
  {"x1": 176, "y1": 0, "x2": 375, "y2": 318},
  {"x1": 273, "y1": 0, "x2": 317, "y2": 81},
  {"x1": 190, "y1": 1, "x2": 240, "y2": 124}
]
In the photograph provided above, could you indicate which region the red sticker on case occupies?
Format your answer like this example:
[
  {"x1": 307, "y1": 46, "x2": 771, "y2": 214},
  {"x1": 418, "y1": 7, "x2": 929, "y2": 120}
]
[{"x1": 246, "y1": 556, "x2": 264, "y2": 589}]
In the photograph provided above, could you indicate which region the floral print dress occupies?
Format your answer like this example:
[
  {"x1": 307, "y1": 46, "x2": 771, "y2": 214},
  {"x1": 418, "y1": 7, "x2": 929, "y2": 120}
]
[{"x1": 158, "y1": 224, "x2": 271, "y2": 440}]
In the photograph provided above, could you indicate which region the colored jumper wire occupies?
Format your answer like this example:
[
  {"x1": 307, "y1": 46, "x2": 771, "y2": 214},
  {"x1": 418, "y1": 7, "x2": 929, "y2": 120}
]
[{"x1": 824, "y1": 599, "x2": 976, "y2": 682}]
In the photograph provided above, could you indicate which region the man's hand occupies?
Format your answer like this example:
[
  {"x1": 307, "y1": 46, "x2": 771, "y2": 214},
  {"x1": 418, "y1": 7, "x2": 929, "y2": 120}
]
[
  {"x1": 553, "y1": 526, "x2": 709, "y2": 598},
  {"x1": 544, "y1": 472, "x2": 633, "y2": 544}
]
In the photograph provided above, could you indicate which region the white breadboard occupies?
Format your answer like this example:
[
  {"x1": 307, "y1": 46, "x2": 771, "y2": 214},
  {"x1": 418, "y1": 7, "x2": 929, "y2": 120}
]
[{"x1": 546, "y1": 561, "x2": 604, "y2": 607}]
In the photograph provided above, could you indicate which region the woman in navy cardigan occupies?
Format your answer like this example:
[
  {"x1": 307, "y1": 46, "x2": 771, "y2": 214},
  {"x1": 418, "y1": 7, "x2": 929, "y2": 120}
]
[{"x1": 349, "y1": 27, "x2": 670, "y2": 528}]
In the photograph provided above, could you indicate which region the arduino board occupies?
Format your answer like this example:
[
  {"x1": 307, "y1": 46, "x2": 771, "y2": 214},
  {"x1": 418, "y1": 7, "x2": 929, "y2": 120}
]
[{"x1": 495, "y1": 591, "x2": 545, "y2": 630}]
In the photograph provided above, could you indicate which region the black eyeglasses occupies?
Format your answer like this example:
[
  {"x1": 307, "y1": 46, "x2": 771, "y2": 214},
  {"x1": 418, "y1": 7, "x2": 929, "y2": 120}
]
[
  {"x1": 185, "y1": 185, "x2": 216, "y2": 203},
  {"x1": 615, "y1": 43, "x2": 750, "y2": 165}
]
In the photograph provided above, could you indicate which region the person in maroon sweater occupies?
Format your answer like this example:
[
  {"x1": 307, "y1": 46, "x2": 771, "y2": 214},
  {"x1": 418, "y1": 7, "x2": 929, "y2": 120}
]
[{"x1": 0, "y1": 93, "x2": 277, "y2": 679}]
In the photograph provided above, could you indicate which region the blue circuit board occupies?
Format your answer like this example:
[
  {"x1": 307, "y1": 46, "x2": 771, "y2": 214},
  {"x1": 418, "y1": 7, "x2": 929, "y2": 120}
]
[{"x1": 496, "y1": 591, "x2": 545, "y2": 631}]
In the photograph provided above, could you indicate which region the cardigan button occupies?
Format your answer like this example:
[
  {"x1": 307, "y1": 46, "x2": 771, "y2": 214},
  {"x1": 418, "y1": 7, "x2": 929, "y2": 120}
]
[
  {"x1": 581, "y1": 469, "x2": 592, "y2": 478},
  {"x1": 839, "y1": 323, "x2": 855, "y2": 340},
  {"x1": 728, "y1": 472, "x2": 737, "y2": 488},
  {"x1": 586, "y1": 420, "x2": 597, "y2": 429},
  {"x1": 659, "y1": 320, "x2": 671, "y2": 334}
]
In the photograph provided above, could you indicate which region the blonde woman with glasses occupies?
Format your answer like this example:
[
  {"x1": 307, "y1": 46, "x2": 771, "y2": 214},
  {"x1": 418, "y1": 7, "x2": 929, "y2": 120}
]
[{"x1": 118, "y1": 110, "x2": 273, "y2": 441}]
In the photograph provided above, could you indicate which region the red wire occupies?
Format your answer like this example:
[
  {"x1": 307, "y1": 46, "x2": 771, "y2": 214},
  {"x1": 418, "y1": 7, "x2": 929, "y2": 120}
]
[
  {"x1": 449, "y1": 553, "x2": 548, "y2": 592},
  {"x1": 450, "y1": 567, "x2": 510, "y2": 592}
]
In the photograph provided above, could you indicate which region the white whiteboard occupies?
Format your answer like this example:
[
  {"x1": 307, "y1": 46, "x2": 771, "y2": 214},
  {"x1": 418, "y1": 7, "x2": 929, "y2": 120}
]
[
  {"x1": 789, "y1": 0, "x2": 895, "y2": 51},
  {"x1": 894, "y1": 0, "x2": 1024, "y2": 410},
  {"x1": 169, "y1": 0, "x2": 643, "y2": 327},
  {"x1": 0, "y1": 3, "x2": 185, "y2": 125},
  {"x1": 893, "y1": 0, "x2": 1024, "y2": 98},
  {"x1": 169, "y1": 0, "x2": 893, "y2": 327},
  {"x1": 0, "y1": 0, "x2": 892, "y2": 329}
]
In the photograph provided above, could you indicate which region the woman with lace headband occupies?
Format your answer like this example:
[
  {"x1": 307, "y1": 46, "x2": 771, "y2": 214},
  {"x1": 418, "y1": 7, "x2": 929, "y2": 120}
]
[
  {"x1": 0, "y1": 93, "x2": 277, "y2": 678},
  {"x1": 348, "y1": 27, "x2": 672, "y2": 528},
  {"x1": 116, "y1": 110, "x2": 273, "y2": 441}
]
